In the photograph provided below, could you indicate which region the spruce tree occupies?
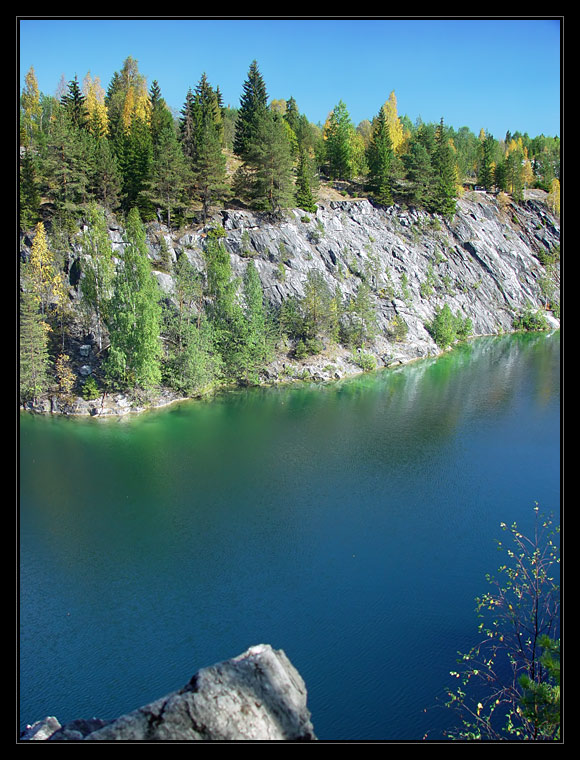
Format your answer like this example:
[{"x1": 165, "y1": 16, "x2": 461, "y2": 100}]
[
  {"x1": 234, "y1": 60, "x2": 268, "y2": 161},
  {"x1": 366, "y1": 106, "x2": 394, "y2": 205},
  {"x1": 402, "y1": 136, "x2": 433, "y2": 208},
  {"x1": 324, "y1": 100, "x2": 355, "y2": 180},
  {"x1": 431, "y1": 118, "x2": 458, "y2": 217},
  {"x1": 295, "y1": 146, "x2": 318, "y2": 213},
  {"x1": 60, "y1": 75, "x2": 88, "y2": 130},
  {"x1": 243, "y1": 110, "x2": 295, "y2": 211},
  {"x1": 478, "y1": 131, "x2": 496, "y2": 191}
]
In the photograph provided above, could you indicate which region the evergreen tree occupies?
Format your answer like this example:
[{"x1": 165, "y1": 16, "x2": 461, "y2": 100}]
[
  {"x1": 149, "y1": 79, "x2": 175, "y2": 149},
  {"x1": 403, "y1": 136, "x2": 433, "y2": 208},
  {"x1": 234, "y1": 60, "x2": 269, "y2": 161},
  {"x1": 40, "y1": 105, "x2": 92, "y2": 217},
  {"x1": 242, "y1": 109, "x2": 295, "y2": 211},
  {"x1": 146, "y1": 120, "x2": 190, "y2": 227},
  {"x1": 366, "y1": 106, "x2": 394, "y2": 205},
  {"x1": 477, "y1": 130, "x2": 496, "y2": 190},
  {"x1": 190, "y1": 74, "x2": 227, "y2": 221},
  {"x1": 60, "y1": 75, "x2": 88, "y2": 130},
  {"x1": 116, "y1": 113, "x2": 154, "y2": 215},
  {"x1": 295, "y1": 146, "x2": 318, "y2": 212},
  {"x1": 192, "y1": 113, "x2": 227, "y2": 221},
  {"x1": 431, "y1": 118, "x2": 458, "y2": 217},
  {"x1": 324, "y1": 100, "x2": 355, "y2": 180},
  {"x1": 105, "y1": 208, "x2": 162, "y2": 390},
  {"x1": 179, "y1": 88, "x2": 197, "y2": 161},
  {"x1": 89, "y1": 136, "x2": 122, "y2": 211}
]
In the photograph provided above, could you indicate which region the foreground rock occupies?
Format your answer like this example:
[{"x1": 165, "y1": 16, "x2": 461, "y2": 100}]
[{"x1": 21, "y1": 645, "x2": 316, "y2": 741}]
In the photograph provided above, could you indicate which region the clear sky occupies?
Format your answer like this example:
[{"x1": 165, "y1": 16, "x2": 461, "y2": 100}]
[{"x1": 18, "y1": 17, "x2": 562, "y2": 139}]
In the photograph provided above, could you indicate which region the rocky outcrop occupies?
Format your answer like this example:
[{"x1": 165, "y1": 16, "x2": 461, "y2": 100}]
[
  {"x1": 20, "y1": 190, "x2": 560, "y2": 415},
  {"x1": 20, "y1": 644, "x2": 316, "y2": 741}
]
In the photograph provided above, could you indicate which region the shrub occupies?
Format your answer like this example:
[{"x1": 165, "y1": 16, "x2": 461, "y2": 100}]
[
  {"x1": 82, "y1": 376, "x2": 100, "y2": 400},
  {"x1": 426, "y1": 304, "x2": 472, "y2": 348}
]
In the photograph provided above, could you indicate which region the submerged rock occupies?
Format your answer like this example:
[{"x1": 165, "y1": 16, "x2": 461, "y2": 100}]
[{"x1": 21, "y1": 645, "x2": 316, "y2": 742}]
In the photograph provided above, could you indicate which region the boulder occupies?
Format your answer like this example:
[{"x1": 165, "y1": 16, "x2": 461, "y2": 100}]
[{"x1": 22, "y1": 645, "x2": 316, "y2": 742}]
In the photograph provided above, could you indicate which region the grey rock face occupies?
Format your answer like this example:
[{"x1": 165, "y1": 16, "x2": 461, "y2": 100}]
[{"x1": 22, "y1": 645, "x2": 316, "y2": 742}]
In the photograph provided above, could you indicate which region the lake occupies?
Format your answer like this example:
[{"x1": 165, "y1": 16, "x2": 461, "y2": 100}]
[{"x1": 19, "y1": 332, "x2": 561, "y2": 741}]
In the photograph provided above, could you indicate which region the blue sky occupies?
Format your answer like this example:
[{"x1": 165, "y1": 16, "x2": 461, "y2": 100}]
[{"x1": 18, "y1": 18, "x2": 562, "y2": 139}]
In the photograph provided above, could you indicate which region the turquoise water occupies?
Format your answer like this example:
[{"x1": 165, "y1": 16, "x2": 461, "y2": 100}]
[{"x1": 19, "y1": 333, "x2": 560, "y2": 740}]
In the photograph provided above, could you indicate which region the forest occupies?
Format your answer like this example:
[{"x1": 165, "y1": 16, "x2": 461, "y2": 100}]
[{"x1": 19, "y1": 56, "x2": 561, "y2": 407}]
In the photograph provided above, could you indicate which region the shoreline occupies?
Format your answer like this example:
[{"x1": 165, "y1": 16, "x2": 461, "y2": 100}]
[{"x1": 19, "y1": 328, "x2": 559, "y2": 419}]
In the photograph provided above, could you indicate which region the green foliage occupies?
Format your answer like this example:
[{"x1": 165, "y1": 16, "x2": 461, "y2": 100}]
[
  {"x1": 81, "y1": 375, "x2": 100, "y2": 400},
  {"x1": 444, "y1": 506, "x2": 560, "y2": 740},
  {"x1": 19, "y1": 289, "x2": 51, "y2": 403},
  {"x1": 387, "y1": 313, "x2": 409, "y2": 342},
  {"x1": 366, "y1": 105, "x2": 394, "y2": 205},
  {"x1": 426, "y1": 303, "x2": 472, "y2": 348},
  {"x1": 354, "y1": 352, "x2": 376, "y2": 372},
  {"x1": 513, "y1": 306, "x2": 549, "y2": 332},
  {"x1": 104, "y1": 208, "x2": 162, "y2": 390}
]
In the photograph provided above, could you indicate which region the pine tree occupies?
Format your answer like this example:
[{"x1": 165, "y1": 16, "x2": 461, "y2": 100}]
[{"x1": 234, "y1": 60, "x2": 269, "y2": 161}]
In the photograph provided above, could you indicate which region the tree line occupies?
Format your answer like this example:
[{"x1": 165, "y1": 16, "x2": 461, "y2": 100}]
[
  {"x1": 19, "y1": 56, "x2": 560, "y2": 405},
  {"x1": 20, "y1": 56, "x2": 561, "y2": 233}
]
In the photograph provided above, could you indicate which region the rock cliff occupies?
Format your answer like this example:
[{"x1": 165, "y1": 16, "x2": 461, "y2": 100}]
[
  {"x1": 20, "y1": 644, "x2": 316, "y2": 741},
  {"x1": 20, "y1": 189, "x2": 560, "y2": 415}
]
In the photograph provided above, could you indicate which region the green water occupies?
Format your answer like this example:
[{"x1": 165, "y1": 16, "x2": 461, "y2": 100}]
[{"x1": 19, "y1": 332, "x2": 560, "y2": 740}]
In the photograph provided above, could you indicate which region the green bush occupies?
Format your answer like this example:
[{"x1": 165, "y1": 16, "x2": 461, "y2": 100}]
[
  {"x1": 513, "y1": 307, "x2": 549, "y2": 332},
  {"x1": 426, "y1": 304, "x2": 472, "y2": 348},
  {"x1": 355, "y1": 352, "x2": 376, "y2": 372},
  {"x1": 81, "y1": 376, "x2": 100, "y2": 400}
]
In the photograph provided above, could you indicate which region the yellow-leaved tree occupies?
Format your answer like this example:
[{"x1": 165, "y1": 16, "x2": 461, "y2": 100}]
[
  {"x1": 83, "y1": 72, "x2": 109, "y2": 138},
  {"x1": 20, "y1": 66, "x2": 42, "y2": 144},
  {"x1": 25, "y1": 222, "x2": 61, "y2": 315},
  {"x1": 382, "y1": 91, "x2": 408, "y2": 154},
  {"x1": 547, "y1": 178, "x2": 560, "y2": 216}
]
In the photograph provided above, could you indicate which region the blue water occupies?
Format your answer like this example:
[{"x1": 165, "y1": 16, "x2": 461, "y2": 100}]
[{"x1": 19, "y1": 333, "x2": 561, "y2": 740}]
